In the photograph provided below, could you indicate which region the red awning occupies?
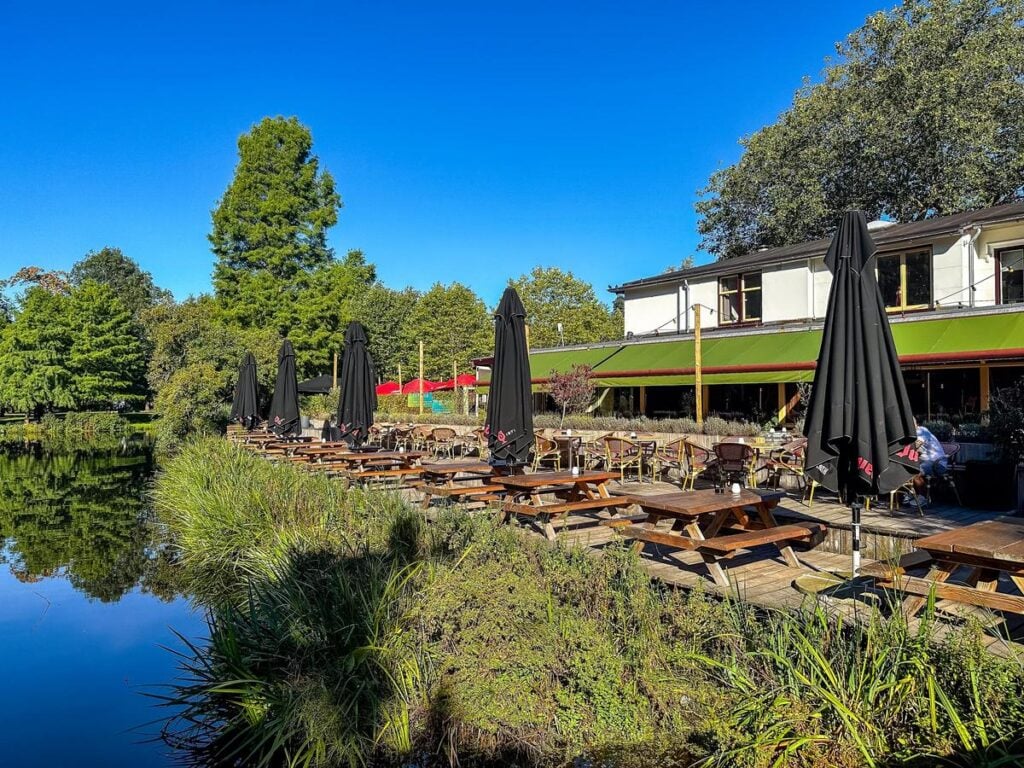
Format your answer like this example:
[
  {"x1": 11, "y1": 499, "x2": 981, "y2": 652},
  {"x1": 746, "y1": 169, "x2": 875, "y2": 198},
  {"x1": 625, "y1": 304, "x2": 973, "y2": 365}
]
[
  {"x1": 376, "y1": 381, "x2": 400, "y2": 396},
  {"x1": 434, "y1": 373, "x2": 477, "y2": 390},
  {"x1": 400, "y1": 378, "x2": 440, "y2": 394}
]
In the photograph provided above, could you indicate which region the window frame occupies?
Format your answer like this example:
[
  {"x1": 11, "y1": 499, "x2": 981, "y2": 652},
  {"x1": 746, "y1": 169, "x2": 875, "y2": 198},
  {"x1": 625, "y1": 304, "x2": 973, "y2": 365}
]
[
  {"x1": 875, "y1": 248, "x2": 932, "y2": 313},
  {"x1": 718, "y1": 271, "x2": 762, "y2": 325},
  {"x1": 996, "y1": 246, "x2": 1024, "y2": 306}
]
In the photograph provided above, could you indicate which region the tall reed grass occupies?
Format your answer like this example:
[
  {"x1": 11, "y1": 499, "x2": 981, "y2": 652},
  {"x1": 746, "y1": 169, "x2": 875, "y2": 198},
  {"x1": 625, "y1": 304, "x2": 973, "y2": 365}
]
[{"x1": 154, "y1": 439, "x2": 1024, "y2": 767}]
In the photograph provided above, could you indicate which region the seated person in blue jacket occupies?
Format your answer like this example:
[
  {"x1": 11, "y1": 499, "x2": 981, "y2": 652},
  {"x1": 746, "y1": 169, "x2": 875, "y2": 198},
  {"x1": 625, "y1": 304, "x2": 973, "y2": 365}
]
[{"x1": 909, "y1": 422, "x2": 948, "y2": 502}]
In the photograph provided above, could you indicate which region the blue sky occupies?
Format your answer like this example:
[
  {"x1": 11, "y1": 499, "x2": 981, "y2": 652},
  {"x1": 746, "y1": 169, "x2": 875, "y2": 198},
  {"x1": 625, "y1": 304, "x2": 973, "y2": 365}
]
[{"x1": 0, "y1": 1, "x2": 883, "y2": 306}]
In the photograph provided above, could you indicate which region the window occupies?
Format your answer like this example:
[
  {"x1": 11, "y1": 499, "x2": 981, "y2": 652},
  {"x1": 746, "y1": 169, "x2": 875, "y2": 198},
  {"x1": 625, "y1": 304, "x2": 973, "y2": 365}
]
[
  {"x1": 718, "y1": 272, "x2": 761, "y2": 324},
  {"x1": 998, "y1": 247, "x2": 1024, "y2": 305},
  {"x1": 876, "y1": 250, "x2": 931, "y2": 311}
]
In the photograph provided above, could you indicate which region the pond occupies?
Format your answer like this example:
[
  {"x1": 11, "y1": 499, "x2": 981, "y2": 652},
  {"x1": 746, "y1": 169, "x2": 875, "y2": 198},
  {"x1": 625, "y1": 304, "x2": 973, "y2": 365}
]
[{"x1": 0, "y1": 437, "x2": 205, "y2": 767}]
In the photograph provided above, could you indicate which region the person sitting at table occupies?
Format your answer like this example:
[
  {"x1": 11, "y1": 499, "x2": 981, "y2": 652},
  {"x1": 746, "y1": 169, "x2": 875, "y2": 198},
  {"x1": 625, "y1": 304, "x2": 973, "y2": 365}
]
[{"x1": 907, "y1": 422, "x2": 948, "y2": 505}]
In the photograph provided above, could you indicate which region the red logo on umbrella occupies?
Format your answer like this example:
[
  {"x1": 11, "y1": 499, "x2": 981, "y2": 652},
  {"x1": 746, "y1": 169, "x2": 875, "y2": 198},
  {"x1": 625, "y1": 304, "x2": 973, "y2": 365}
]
[{"x1": 497, "y1": 430, "x2": 506, "y2": 443}]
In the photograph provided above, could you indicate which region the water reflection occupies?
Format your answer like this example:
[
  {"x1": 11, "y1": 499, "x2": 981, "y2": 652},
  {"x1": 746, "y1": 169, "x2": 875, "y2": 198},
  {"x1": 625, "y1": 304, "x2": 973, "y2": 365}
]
[
  {"x1": 0, "y1": 437, "x2": 202, "y2": 767},
  {"x1": 0, "y1": 437, "x2": 181, "y2": 601}
]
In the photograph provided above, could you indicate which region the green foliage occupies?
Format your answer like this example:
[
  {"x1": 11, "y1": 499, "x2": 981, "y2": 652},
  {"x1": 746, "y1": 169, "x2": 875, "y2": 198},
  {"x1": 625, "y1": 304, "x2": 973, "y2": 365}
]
[
  {"x1": 697, "y1": 0, "x2": 1024, "y2": 258},
  {"x1": 156, "y1": 440, "x2": 1024, "y2": 767},
  {"x1": 211, "y1": 116, "x2": 341, "y2": 340},
  {"x1": 400, "y1": 282, "x2": 492, "y2": 380},
  {"x1": 351, "y1": 284, "x2": 420, "y2": 381},
  {"x1": 67, "y1": 281, "x2": 148, "y2": 408},
  {"x1": 509, "y1": 266, "x2": 621, "y2": 348},
  {"x1": 70, "y1": 246, "x2": 171, "y2": 318},
  {"x1": 0, "y1": 287, "x2": 75, "y2": 413},
  {"x1": 143, "y1": 297, "x2": 280, "y2": 448}
]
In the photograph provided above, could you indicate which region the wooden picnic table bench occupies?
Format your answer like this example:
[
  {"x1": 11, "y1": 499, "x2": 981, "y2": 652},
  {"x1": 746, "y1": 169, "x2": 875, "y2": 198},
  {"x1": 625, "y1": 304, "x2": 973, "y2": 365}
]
[
  {"x1": 493, "y1": 470, "x2": 633, "y2": 540},
  {"x1": 420, "y1": 462, "x2": 508, "y2": 508},
  {"x1": 607, "y1": 488, "x2": 824, "y2": 588},
  {"x1": 872, "y1": 519, "x2": 1024, "y2": 617}
]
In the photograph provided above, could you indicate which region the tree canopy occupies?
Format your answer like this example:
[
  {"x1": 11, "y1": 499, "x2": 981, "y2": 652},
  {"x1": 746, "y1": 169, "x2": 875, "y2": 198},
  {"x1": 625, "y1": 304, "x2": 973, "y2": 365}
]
[
  {"x1": 352, "y1": 284, "x2": 420, "y2": 381},
  {"x1": 509, "y1": 267, "x2": 621, "y2": 348},
  {"x1": 211, "y1": 116, "x2": 341, "y2": 333},
  {"x1": 697, "y1": 0, "x2": 1024, "y2": 259},
  {"x1": 399, "y1": 283, "x2": 492, "y2": 380},
  {"x1": 70, "y1": 247, "x2": 170, "y2": 317}
]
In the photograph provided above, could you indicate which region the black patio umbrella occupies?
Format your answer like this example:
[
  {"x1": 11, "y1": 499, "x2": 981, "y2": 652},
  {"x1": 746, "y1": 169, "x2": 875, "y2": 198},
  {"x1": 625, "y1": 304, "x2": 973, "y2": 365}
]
[
  {"x1": 803, "y1": 212, "x2": 920, "y2": 569},
  {"x1": 229, "y1": 351, "x2": 260, "y2": 430},
  {"x1": 336, "y1": 321, "x2": 377, "y2": 447},
  {"x1": 268, "y1": 339, "x2": 302, "y2": 437},
  {"x1": 486, "y1": 287, "x2": 533, "y2": 467}
]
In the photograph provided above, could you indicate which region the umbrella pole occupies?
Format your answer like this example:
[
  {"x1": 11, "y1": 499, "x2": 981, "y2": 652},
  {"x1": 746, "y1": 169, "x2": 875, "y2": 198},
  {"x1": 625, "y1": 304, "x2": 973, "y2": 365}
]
[{"x1": 850, "y1": 500, "x2": 863, "y2": 576}]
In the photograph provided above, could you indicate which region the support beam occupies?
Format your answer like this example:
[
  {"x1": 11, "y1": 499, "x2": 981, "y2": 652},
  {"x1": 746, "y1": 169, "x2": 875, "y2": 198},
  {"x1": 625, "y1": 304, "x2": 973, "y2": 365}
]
[
  {"x1": 639, "y1": 386, "x2": 647, "y2": 416},
  {"x1": 776, "y1": 383, "x2": 786, "y2": 424},
  {"x1": 980, "y1": 363, "x2": 990, "y2": 412}
]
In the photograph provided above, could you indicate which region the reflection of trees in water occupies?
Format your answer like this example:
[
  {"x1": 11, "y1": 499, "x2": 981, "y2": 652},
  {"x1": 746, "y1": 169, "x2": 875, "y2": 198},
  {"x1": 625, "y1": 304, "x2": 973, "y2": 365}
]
[{"x1": 0, "y1": 439, "x2": 182, "y2": 602}]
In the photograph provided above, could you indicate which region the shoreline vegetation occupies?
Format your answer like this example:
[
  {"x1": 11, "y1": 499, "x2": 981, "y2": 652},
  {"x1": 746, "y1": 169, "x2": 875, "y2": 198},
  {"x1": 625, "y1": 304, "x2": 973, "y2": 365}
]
[{"x1": 152, "y1": 439, "x2": 1024, "y2": 767}]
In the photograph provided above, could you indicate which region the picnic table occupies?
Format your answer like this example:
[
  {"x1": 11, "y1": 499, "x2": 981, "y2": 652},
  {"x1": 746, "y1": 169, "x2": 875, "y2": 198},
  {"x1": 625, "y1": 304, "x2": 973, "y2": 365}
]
[
  {"x1": 493, "y1": 470, "x2": 632, "y2": 540},
  {"x1": 294, "y1": 443, "x2": 374, "y2": 462},
  {"x1": 870, "y1": 519, "x2": 1024, "y2": 616},
  {"x1": 606, "y1": 488, "x2": 825, "y2": 587},
  {"x1": 336, "y1": 450, "x2": 424, "y2": 485},
  {"x1": 419, "y1": 461, "x2": 507, "y2": 507}
]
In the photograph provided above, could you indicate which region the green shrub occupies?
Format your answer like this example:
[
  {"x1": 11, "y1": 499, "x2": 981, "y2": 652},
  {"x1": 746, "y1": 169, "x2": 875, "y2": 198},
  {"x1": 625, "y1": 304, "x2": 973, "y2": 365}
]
[
  {"x1": 155, "y1": 440, "x2": 1024, "y2": 767},
  {"x1": 302, "y1": 388, "x2": 340, "y2": 418}
]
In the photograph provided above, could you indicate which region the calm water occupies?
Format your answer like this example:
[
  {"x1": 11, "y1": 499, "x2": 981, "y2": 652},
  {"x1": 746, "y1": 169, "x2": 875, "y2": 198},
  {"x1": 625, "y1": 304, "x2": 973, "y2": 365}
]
[{"x1": 0, "y1": 438, "x2": 205, "y2": 767}]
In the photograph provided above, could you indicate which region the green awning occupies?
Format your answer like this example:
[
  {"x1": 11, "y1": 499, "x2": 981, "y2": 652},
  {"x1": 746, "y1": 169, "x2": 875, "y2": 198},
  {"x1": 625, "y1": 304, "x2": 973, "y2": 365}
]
[{"x1": 522, "y1": 310, "x2": 1024, "y2": 388}]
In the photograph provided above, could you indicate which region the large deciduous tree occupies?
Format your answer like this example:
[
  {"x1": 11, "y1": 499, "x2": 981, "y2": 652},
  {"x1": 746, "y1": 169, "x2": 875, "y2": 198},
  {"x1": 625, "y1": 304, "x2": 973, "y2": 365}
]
[
  {"x1": 400, "y1": 283, "x2": 492, "y2": 380},
  {"x1": 210, "y1": 116, "x2": 341, "y2": 334},
  {"x1": 352, "y1": 284, "x2": 420, "y2": 381},
  {"x1": 697, "y1": 0, "x2": 1024, "y2": 259},
  {"x1": 70, "y1": 247, "x2": 171, "y2": 318},
  {"x1": 509, "y1": 267, "x2": 621, "y2": 348}
]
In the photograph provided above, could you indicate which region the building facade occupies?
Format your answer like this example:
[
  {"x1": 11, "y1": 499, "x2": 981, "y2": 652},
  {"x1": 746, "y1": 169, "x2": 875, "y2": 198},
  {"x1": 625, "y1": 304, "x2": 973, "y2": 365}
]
[{"x1": 516, "y1": 202, "x2": 1024, "y2": 425}]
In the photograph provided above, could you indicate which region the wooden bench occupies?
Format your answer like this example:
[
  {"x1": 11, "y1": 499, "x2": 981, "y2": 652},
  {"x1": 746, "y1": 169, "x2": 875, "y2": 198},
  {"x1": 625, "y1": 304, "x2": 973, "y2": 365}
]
[
  {"x1": 503, "y1": 496, "x2": 631, "y2": 517},
  {"x1": 876, "y1": 574, "x2": 1024, "y2": 615},
  {"x1": 697, "y1": 523, "x2": 825, "y2": 555}
]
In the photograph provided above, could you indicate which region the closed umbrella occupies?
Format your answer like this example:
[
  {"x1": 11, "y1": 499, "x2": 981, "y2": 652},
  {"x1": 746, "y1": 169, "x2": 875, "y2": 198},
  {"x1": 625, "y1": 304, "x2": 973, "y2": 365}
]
[
  {"x1": 486, "y1": 287, "x2": 533, "y2": 467},
  {"x1": 803, "y1": 211, "x2": 920, "y2": 573},
  {"x1": 336, "y1": 321, "x2": 377, "y2": 447},
  {"x1": 229, "y1": 351, "x2": 260, "y2": 430},
  {"x1": 268, "y1": 339, "x2": 301, "y2": 437}
]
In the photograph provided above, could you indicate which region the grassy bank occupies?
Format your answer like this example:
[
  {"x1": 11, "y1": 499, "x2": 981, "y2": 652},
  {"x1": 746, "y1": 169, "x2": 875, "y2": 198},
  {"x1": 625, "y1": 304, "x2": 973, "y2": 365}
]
[{"x1": 153, "y1": 439, "x2": 1024, "y2": 767}]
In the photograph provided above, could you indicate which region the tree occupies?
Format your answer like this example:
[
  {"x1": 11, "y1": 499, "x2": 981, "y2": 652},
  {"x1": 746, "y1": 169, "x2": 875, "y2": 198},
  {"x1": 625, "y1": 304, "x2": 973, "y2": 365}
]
[
  {"x1": 291, "y1": 250, "x2": 376, "y2": 376},
  {"x1": 548, "y1": 364, "x2": 595, "y2": 425},
  {"x1": 211, "y1": 116, "x2": 341, "y2": 333},
  {"x1": 142, "y1": 297, "x2": 279, "y2": 446},
  {"x1": 399, "y1": 283, "x2": 492, "y2": 380},
  {"x1": 0, "y1": 287, "x2": 75, "y2": 414},
  {"x1": 509, "y1": 267, "x2": 621, "y2": 348},
  {"x1": 696, "y1": 0, "x2": 1024, "y2": 259},
  {"x1": 352, "y1": 284, "x2": 419, "y2": 381},
  {"x1": 66, "y1": 281, "x2": 147, "y2": 409},
  {"x1": 70, "y1": 247, "x2": 171, "y2": 318}
]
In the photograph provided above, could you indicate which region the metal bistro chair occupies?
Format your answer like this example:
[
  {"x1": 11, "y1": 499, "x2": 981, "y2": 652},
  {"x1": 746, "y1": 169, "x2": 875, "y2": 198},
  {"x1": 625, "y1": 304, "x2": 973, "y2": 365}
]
[
  {"x1": 713, "y1": 441, "x2": 758, "y2": 488},
  {"x1": 390, "y1": 424, "x2": 414, "y2": 451},
  {"x1": 653, "y1": 438, "x2": 686, "y2": 483},
  {"x1": 682, "y1": 440, "x2": 713, "y2": 491},
  {"x1": 533, "y1": 433, "x2": 562, "y2": 471},
  {"x1": 410, "y1": 424, "x2": 434, "y2": 452},
  {"x1": 581, "y1": 433, "x2": 613, "y2": 470},
  {"x1": 603, "y1": 436, "x2": 643, "y2": 483},
  {"x1": 765, "y1": 438, "x2": 820, "y2": 507},
  {"x1": 936, "y1": 442, "x2": 963, "y2": 506},
  {"x1": 429, "y1": 427, "x2": 458, "y2": 458}
]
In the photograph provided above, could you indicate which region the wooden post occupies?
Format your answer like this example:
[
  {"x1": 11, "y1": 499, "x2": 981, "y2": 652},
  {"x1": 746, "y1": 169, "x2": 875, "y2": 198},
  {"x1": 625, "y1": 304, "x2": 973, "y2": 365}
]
[
  {"x1": 453, "y1": 358, "x2": 458, "y2": 413},
  {"x1": 980, "y1": 363, "x2": 990, "y2": 412},
  {"x1": 639, "y1": 385, "x2": 647, "y2": 417},
  {"x1": 332, "y1": 352, "x2": 338, "y2": 389},
  {"x1": 694, "y1": 304, "x2": 703, "y2": 428},
  {"x1": 398, "y1": 363, "x2": 403, "y2": 390},
  {"x1": 776, "y1": 383, "x2": 786, "y2": 424},
  {"x1": 419, "y1": 341, "x2": 425, "y2": 414}
]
